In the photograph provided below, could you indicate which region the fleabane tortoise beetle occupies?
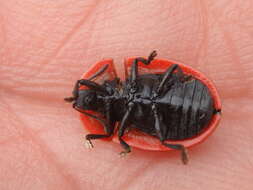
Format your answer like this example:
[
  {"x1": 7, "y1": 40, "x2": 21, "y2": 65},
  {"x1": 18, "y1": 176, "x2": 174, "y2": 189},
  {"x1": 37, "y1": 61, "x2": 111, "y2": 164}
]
[{"x1": 65, "y1": 51, "x2": 221, "y2": 164}]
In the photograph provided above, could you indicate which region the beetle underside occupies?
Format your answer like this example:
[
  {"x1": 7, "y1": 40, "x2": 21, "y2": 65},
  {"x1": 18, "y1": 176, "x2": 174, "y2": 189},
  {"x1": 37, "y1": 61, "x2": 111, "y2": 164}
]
[{"x1": 65, "y1": 51, "x2": 221, "y2": 165}]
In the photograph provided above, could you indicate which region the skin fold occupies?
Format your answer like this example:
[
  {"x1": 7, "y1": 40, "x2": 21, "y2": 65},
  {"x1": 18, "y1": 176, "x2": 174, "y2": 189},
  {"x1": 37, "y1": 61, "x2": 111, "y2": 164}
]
[{"x1": 0, "y1": 0, "x2": 253, "y2": 189}]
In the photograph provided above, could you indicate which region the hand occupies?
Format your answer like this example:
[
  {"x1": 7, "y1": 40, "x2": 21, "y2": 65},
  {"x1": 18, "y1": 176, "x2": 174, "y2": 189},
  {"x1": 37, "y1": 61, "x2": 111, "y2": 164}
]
[{"x1": 1, "y1": 1, "x2": 253, "y2": 189}]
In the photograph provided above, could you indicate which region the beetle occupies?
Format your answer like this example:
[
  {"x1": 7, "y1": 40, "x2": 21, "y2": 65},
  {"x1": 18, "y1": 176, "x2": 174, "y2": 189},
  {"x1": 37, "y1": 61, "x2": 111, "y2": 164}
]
[{"x1": 65, "y1": 51, "x2": 221, "y2": 164}]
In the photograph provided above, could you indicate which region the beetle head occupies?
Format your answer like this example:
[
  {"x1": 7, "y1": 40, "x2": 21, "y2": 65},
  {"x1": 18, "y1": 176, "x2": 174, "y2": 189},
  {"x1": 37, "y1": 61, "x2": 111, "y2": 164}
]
[{"x1": 75, "y1": 89, "x2": 98, "y2": 110}]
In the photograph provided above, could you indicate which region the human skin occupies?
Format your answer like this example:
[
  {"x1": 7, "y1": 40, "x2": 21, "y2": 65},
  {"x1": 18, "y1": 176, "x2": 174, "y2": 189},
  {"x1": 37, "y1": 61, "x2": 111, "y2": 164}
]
[{"x1": 0, "y1": 0, "x2": 253, "y2": 189}]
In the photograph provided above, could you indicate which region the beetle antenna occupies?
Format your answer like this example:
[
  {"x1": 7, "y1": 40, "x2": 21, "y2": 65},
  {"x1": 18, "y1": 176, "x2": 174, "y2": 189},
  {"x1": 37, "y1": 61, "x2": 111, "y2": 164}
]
[
  {"x1": 64, "y1": 80, "x2": 80, "y2": 103},
  {"x1": 64, "y1": 97, "x2": 75, "y2": 102}
]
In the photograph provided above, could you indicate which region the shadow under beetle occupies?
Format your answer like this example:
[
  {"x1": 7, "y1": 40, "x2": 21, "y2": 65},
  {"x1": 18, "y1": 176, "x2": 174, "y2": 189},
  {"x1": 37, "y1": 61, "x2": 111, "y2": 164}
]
[{"x1": 65, "y1": 51, "x2": 221, "y2": 164}]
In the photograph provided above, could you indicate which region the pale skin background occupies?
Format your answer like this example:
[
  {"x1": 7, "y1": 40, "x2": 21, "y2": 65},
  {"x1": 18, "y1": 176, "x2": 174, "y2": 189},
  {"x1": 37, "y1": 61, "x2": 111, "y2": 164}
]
[{"x1": 0, "y1": 0, "x2": 253, "y2": 190}]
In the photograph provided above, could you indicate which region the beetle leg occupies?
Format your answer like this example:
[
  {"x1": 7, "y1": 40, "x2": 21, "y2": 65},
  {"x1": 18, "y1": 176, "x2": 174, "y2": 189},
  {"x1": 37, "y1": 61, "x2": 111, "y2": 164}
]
[
  {"x1": 175, "y1": 66, "x2": 192, "y2": 82},
  {"x1": 162, "y1": 143, "x2": 189, "y2": 165},
  {"x1": 74, "y1": 104, "x2": 115, "y2": 148},
  {"x1": 156, "y1": 64, "x2": 193, "y2": 95},
  {"x1": 130, "y1": 50, "x2": 157, "y2": 82},
  {"x1": 152, "y1": 104, "x2": 166, "y2": 140},
  {"x1": 152, "y1": 104, "x2": 189, "y2": 164},
  {"x1": 79, "y1": 79, "x2": 108, "y2": 94},
  {"x1": 118, "y1": 102, "x2": 135, "y2": 156},
  {"x1": 88, "y1": 64, "x2": 109, "y2": 81},
  {"x1": 156, "y1": 64, "x2": 178, "y2": 94}
]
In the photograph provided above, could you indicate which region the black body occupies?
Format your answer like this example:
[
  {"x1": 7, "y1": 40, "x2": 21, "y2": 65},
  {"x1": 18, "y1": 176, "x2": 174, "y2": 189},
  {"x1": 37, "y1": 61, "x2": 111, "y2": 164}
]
[
  {"x1": 65, "y1": 51, "x2": 220, "y2": 164},
  {"x1": 120, "y1": 73, "x2": 214, "y2": 140}
]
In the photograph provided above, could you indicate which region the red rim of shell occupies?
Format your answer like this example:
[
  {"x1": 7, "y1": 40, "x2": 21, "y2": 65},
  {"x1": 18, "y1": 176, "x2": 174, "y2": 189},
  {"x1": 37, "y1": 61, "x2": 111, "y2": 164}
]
[{"x1": 80, "y1": 58, "x2": 222, "y2": 151}]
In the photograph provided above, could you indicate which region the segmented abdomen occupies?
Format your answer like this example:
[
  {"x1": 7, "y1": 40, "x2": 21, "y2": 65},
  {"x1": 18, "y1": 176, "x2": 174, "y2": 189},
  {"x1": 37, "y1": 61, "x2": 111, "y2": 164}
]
[{"x1": 159, "y1": 79, "x2": 214, "y2": 140}]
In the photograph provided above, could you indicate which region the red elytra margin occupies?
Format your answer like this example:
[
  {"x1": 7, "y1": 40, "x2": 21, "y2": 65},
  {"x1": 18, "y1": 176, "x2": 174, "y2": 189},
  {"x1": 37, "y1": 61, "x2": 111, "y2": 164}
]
[{"x1": 80, "y1": 58, "x2": 221, "y2": 151}]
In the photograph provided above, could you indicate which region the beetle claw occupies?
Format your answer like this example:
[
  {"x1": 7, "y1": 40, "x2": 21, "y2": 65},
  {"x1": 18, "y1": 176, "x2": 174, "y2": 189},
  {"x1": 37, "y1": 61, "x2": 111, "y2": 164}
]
[
  {"x1": 181, "y1": 148, "x2": 189, "y2": 165},
  {"x1": 119, "y1": 152, "x2": 127, "y2": 158},
  {"x1": 149, "y1": 50, "x2": 157, "y2": 60},
  {"x1": 85, "y1": 140, "x2": 94, "y2": 149},
  {"x1": 119, "y1": 151, "x2": 130, "y2": 158}
]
